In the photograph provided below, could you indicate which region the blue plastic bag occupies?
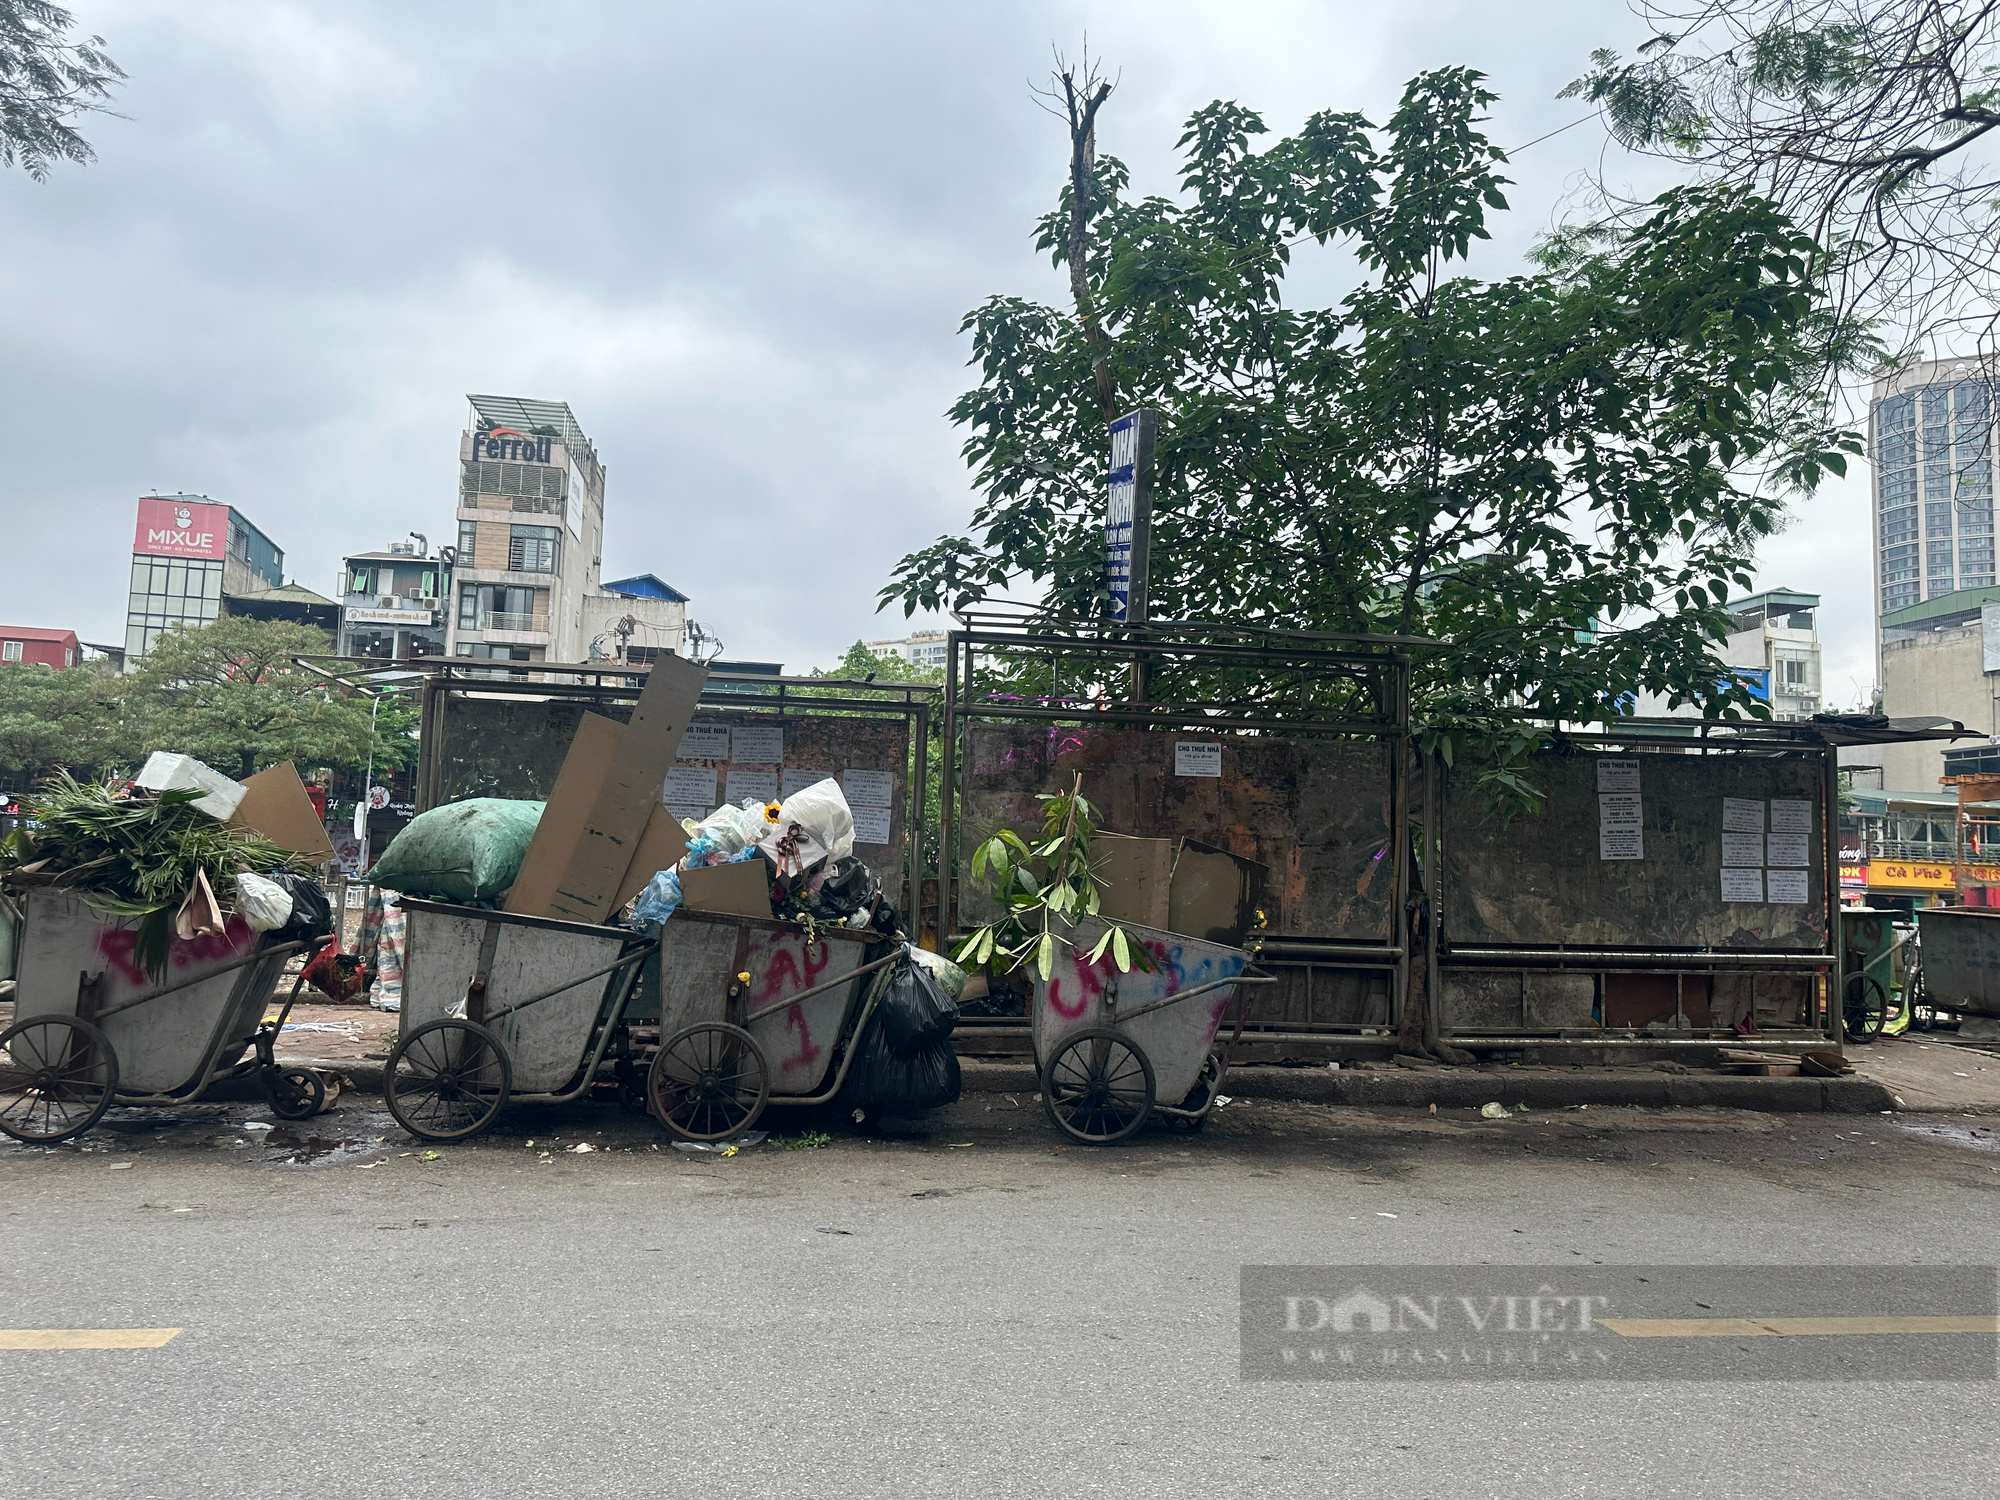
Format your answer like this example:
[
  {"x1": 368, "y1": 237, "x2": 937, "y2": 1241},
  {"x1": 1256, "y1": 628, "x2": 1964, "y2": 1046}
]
[{"x1": 632, "y1": 867, "x2": 683, "y2": 931}]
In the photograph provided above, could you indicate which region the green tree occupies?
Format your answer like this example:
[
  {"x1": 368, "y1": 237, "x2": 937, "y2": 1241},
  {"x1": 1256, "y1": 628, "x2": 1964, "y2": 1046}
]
[
  {"x1": 0, "y1": 0, "x2": 123, "y2": 180},
  {"x1": 884, "y1": 67, "x2": 1854, "y2": 745},
  {"x1": 818, "y1": 640, "x2": 944, "y2": 684},
  {"x1": 0, "y1": 662, "x2": 134, "y2": 787},
  {"x1": 127, "y1": 616, "x2": 411, "y2": 781},
  {"x1": 1564, "y1": 1, "x2": 2000, "y2": 371}
]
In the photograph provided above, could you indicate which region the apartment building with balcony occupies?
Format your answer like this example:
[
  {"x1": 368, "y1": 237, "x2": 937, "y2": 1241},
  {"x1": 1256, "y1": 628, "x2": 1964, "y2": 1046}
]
[
  {"x1": 339, "y1": 539, "x2": 449, "y2": 660},
  {"x1": 445, "y1": 394, "x2": 606, "y2": 668}
]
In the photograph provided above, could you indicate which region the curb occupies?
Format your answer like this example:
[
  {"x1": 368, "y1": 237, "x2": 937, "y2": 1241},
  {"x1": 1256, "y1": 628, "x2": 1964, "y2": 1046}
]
[
  {"x1": 956, "y1": 1060, "x2": 1897, "y2": 1114},
  {"x1": 275, "y1": 1057, "x2": 1896, "y2": 1116}
]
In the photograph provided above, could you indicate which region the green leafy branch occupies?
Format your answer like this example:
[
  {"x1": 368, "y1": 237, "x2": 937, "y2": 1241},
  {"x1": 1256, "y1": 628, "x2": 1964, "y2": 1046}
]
[{"x1": 953, "y1": 774, "x2": 1156, "y2": 982}]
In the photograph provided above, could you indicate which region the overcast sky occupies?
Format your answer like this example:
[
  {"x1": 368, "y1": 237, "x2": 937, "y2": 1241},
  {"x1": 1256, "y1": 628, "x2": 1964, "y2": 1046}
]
[{"x1": 0, "y1": 0, "x2": 1875, "y2": 696}]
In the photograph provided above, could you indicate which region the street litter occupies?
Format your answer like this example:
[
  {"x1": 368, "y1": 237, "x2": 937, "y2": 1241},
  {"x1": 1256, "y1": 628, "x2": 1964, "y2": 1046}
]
[
  {"x1": 566, "y1": 1142, "x2": 597, "y2": 1153},
  {"x1": 673, "y1": 1131, "x2": 769, "y2": 1155},
  {"x1": 1213, "y1": 1095, "x2": 1234, "y2": 1108},
  {"x1": 1481, "y1": 1102, "x2": 1509, "y2": 1118}
]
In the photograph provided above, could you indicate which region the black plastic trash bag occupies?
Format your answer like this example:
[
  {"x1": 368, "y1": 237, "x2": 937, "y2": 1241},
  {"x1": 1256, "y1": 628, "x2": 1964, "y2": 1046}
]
[
  {"x1": 807, "y1": 856, "x2": 879, "y2": 921},
  {"x1": 877, "y1": 956, "x2": 958, "y2": 1056},
  {"x1": 266, "y1": 871, "x2": 334, "y2": 942},
  {"x1": 839, "y1": 1015, "x2": 961, "y2": 1114}
]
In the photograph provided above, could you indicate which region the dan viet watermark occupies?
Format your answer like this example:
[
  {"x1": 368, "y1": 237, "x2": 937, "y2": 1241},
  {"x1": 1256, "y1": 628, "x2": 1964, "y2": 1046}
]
[{"x1": 1240, "y1": 1265, "x2": 1999, "y2": 1381}]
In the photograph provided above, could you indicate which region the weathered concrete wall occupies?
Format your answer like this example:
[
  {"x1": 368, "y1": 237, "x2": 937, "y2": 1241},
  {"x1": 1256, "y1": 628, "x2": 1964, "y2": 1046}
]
[
  {"x1": 1443, "y1": 749, "x2": 1828, "y2": 952},
  {"x1": 960, "y1": 724, "x2": 1395, "y2": 942},
  {"x1": 1878, "y1": 623, "x2": 1996, "y2": 790}
]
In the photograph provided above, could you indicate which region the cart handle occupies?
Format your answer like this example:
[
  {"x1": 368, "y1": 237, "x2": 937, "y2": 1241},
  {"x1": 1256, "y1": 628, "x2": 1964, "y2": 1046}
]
[
  {"x1": 739, "y1": 947, "x2": 907, "y2": 1027},
  {"x1": 479, "y1": 940, "x2": 660, "y2": 1024},
  {"x1": 1110, "y1": 965, "x2": 1279, "y2": 1027},
  {"x1": 90, "y1": 939, "x2": 309, "y2": 1023}
]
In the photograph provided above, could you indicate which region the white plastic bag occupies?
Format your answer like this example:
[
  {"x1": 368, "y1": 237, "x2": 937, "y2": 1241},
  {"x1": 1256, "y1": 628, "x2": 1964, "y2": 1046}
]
[
  {"x1": 759, "y1": 778, "x2": 854, "y2": 874},
  {"x1": 234, "y1": 870, "x2": 294, "y2": 933}
]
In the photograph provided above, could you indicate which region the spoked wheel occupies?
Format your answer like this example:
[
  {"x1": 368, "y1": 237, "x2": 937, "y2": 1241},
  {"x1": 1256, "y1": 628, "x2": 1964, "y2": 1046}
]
[
  {"x1": 649, "y1": 1022, "x2": 770, "y2": 1141},
  {"x1": 1166, "y1": 1053, "x2": 1223, "y2": 1134},
  {"x1": 1042, "y1": 1026, "x2": 1156, "y2": 1145},
  {"x1": 0, "y1": 1015, "x2": 119, "y2": 1145},
  {"x1": 384, "y1": 1019, "x2": 512, "y2": 1141},
  {"x1": 263, "y1": 1066, "x2": 326, "y2": 1121},
  {"x1": 1844, "y1": 974, "x2": 1887, "y2": 1044}
]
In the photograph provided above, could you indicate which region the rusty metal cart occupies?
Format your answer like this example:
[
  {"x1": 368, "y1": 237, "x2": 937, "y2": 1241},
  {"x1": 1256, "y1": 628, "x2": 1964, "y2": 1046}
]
[
  {"x1": 0, "y1": 887, "x2": 321, "y2": 1144},
  {"x1": 384, "y1": 899, "x2": 904, "y2": 1144},
  {"x1": 384, "y1": 898, "x2": 659, "y2": 1142},
  {"x1": 640, "y1": 909, "x2": 903, "y2": 1141},
  {"x1": 1029, "y1": 915, "x2": 1273, "y2": 1145}
]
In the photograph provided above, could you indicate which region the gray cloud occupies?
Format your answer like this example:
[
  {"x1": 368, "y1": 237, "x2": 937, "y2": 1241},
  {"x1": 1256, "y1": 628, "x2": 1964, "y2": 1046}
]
[{"x1": 13, "y1": 0, "x2": 1860, "y2": 684}]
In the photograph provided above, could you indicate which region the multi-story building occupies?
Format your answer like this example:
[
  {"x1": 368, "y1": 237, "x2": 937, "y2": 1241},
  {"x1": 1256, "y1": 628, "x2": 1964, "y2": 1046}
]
[
  {"x1": 124, "y1": 496, "x2": 284, "y2": 663},
  {"x1": 582, "y1": 574, "x2": 689, "y2": 667},
  {"x1": 0, "y1": 627, "x2": 79, "y2": 669},
  {"x1": 340, "y1": 540, "x2": 449, "y2": 660},
  {"x1": 864, "y1": 628, "x2": 949, "y2": 671},
  {"x1": 446, "y1": 394, "x2": 605, "y2": 669},
  {"x1": 1872, "y1": 359, "x2": 1996, "y2": 617},
  {"x1": 1722, "y1": 589, "x2": 1822, "y2": 721}
]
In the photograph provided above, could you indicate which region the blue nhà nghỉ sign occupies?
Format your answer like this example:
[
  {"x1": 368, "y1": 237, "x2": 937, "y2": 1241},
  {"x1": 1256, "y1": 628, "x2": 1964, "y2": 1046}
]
[{"x1": 1104, "y1": 410, "x2": 1155, "y2": 622}]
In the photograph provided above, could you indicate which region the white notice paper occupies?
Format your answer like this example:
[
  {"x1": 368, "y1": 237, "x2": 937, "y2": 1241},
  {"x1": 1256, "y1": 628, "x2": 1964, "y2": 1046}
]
[
  {"x1": 730, "y1": 725, "x2": 784, "y2": 764},
  {"x1": 842, "y1": 769, "x2": 896, "y2": 807},
  {"x1": 1596, "y1": 758, "x2": 1641, "y2": 793},
  {"x1": 1722, "y1": 797, "x2": 1765, "y2": 833},
  {"x1": 851, "y1": 805, "x2": 893, "y2": 845},
  {"x1": 1766, "y1": 868, "x2": 1809, "y2": 904},
  {"x1": 666, "y1": 804, "x2": 709, "y2": 825},
  {"x1": 780, "y1": 768, "x2": 824, "y2": 799},
  {"x1": 1174, "y1": 742, "x2": 1223, "y2": 777},
  {"x1": 1765, "y1": 831, "x2": 1812, "y2": 867},
  {"x1": 725, "y1": 768, "x2": 779, "y2": 804},
  {"x1": 1769, "y1": 799, "x2": 1813, "y2": 834},
  {"x1": 1721, "y1": 830, "x2": 1767, "y2": 867},
  {"x1": 679, "y1": 723, "x2": 731, "y2": 760},
  {"x1": 1598, "y1": 792, "x2": 1643, "y2": 860},
  {"x1": 1721, "y1": 867, "x2": 1765, "y2": 903},
  {"x1": 662, "y1": 765, "x2": 719, "y2": 807}
]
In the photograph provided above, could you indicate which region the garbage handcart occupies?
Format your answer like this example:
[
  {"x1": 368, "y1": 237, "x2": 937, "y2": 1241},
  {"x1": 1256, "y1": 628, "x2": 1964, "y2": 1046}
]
[
  {"x1": 384, "y1": 898, "x2": 904, "y2": 1143},
  {"x1": 0, "y1": 887, "x2": 323, "y2": 1144},
  {"x1": 1029, "y1": 915, "x2": 1273, "y2": 1144}
]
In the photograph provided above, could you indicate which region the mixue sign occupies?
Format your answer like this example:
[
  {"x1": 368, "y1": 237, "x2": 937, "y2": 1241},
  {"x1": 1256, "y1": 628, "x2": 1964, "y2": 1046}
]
[{"x1": 133, "y1": 497, "x2": 227, "y2": 560}]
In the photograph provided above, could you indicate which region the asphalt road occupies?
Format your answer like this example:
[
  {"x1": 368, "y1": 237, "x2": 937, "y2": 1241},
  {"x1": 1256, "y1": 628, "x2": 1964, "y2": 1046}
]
[{"x1": 3, "y1": 1088, "x2": 1998, "y2": 1499}]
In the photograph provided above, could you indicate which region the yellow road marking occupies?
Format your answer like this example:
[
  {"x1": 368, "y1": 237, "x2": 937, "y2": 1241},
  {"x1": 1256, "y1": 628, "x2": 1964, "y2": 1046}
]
[
  {"x1": 0, "y1": 1329, "x2": 182, "y2": 1350},
  {"x1": 1600, "y1": 1316, "x2": 2000, "y2": 1339}
]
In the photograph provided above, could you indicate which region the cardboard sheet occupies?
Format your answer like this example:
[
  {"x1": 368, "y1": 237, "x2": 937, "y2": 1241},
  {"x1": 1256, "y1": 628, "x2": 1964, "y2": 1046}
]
[
  {"x1": 679, "y1": 858, "x2": 772, "y2": 918},
  {"x1": 548, "y1": 658, "x2": 710, "y2": 923},
  {"x1": 613, "y1": 805, "x2": 692, "y2": 913},
  {"x1": 228, "y1": 762, "x2": 336, "y2": 861},
  {"x1": 504, "y1": 713, "x2": 626, "y2": 915},
  {"x1": 1091, "y1": 833, "x2": 1173, "y2": 929}
]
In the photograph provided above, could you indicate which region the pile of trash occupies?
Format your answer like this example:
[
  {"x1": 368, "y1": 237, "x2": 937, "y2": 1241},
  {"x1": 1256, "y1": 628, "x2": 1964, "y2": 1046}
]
[{"x1": 0, "y1": 754, "x2": 336, "y2": 982}]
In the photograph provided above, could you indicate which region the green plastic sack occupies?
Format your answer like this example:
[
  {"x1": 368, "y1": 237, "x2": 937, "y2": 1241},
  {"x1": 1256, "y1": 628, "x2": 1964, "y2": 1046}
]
[{"x1": 366, "y1": 798, "x2": 545, "y2": 903}]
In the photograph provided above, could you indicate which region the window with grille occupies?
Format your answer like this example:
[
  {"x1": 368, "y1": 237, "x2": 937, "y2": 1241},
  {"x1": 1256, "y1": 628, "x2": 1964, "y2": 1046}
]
[
  {"x1": 458, "y1": 520, "x2": 477, "y2": 557},
  {"x1": 508, "y1": 525, "x2": 559, "y2": 573}
]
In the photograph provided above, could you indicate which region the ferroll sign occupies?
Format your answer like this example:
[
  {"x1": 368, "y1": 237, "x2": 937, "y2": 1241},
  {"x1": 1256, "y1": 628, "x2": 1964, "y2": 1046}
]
[
  {"x1": 132, "y1": 498, "x2": 227, "y2": 561},
  {"x1": 474, "y1": 425, "x2": 555, "y2": 464}
]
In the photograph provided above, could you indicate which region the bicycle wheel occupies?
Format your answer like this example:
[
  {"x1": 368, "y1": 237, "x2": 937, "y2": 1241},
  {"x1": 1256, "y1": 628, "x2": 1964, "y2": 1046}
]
[
  {"x1": 1041, "y1": 1027, "x2": 1156, "y2": 1145},
  {"x1": 1843, "y1": 974, "x2": 1886, "y2": 1044}
]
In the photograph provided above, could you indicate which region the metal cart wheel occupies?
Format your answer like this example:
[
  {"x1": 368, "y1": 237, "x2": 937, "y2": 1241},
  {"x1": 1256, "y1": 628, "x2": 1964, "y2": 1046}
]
[
  {"x1": 649, "y1": 1022, "x2": 770, "y2": 1141},
  {"x1": 385, "y1": 1018, "x2": 512, "y2": 1142},
  {"x1": 1843, "y1": 974, "x2": 1887, "y2": 1044},
  {"x1": 263, "y1": 1066, "x2": 326, "y2": 1121},
  {"x1": 1166, "y1": 1053, "x2": 1223, "y2": 1134},
  {"x1": 1042, "y1": 1026, "x2": 1156, "y2": 1145},
  {"x1": 0, "y1": 1015, "x2": 119, "y2": 1145}
]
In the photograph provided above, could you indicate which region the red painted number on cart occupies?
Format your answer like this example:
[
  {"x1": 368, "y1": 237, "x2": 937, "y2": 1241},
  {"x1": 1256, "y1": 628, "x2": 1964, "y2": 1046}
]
[{"x1": 780, "y1": 1005, "x2": 822, "y2": 1076}]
